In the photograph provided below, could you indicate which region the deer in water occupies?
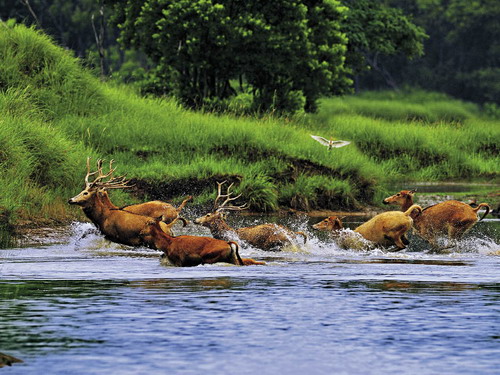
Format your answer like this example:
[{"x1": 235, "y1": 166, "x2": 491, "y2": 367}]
[
  {"x1": 383, "y1": 189, "x2": 490, "y2": 247},
  {"x1": 140, "y1": 220, "x2": 265, "y2": 266},
  {"x1": 68, "y1": 158, "x2": 182, "y2": 246},
  {"x1": 194, "y1": 181, "x2": 307, "y2": 251},
  {"x1": 311, "y1": 209, "x2": 422, "y2": 251},
  {"x1": 354, "y1": 205, "x2": 423, "y2": 250},
  {"x1": 312, "y1": 216, "x2": 344, "y2": 232},
  {"x1": 121, "y1": 195, "x2": 192, "y2": 226}
]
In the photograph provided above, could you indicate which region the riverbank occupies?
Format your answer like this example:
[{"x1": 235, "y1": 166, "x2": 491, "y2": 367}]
[{"x1": 1, "y1": 24, "x2": 499, "y2": 240}]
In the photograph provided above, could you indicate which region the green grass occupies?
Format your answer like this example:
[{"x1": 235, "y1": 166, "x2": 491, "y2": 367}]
[
  {"x1": 0, "y1": 23, "x2": 498, "y2": 238},
  {"x1": 306, "y1": 100, "x2": 499, "y2": 182},
  {"x1": 315, "y1": 90, "x2": 480, "y2": 123}
]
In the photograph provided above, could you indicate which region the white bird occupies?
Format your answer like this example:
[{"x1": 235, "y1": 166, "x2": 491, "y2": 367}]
[{"x1": 310, "y1": 135, "x2": 351, "y2": 150}]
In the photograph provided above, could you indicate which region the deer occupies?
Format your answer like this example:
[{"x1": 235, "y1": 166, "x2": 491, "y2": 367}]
[
  {"x1": 194, "y1": 181, "x2": 307, "y2": 251},
  {"x1": 120, "y1": 195, "x2": 192, "y2": 226},
  {"x1": 311, "y1": 215, "x2": 372, "y2": 250},
  {"x1": 353, "y1": 204, "x2": 423, "y2": 250},
  {"x1": 139, "y1": 220, "x2": 265, "y2": 266},
  {"x1": 312, "y1": 216, "x2": 344, "y2": 232},
  {"x1": 68, "y1": 158, "x2": 181, "y2": 246},
  {"x1": 383, "y1": 189, "x2": 490, "y2": 248},
  {"x1": 311, "y1": 211, "x2": 419, "y2": 251}
]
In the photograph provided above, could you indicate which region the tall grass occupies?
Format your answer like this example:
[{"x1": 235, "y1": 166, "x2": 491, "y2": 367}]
[
  {"x1": 306, "y1": 96, "x2": 499, "y2": 182},
  {"x1": 0, "y1": 114, "x2": 92, "y2": 229},
  {"x1": 0, "y1": 23, "x2": 498, "y2": 236},
  {"x1": 0, "y1": 23, "x2": 105, "y2": 119},
  {"x1": 315, "y1": 90, "x2": 480, "y2": 123}
]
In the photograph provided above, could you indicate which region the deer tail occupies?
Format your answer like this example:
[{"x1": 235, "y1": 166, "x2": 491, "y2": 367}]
[
  {"x1": 229, "y1": 241, "x2": 244, "y2": 266},
  {"x1": 473, "y1": 203, "x2": 490, "y2": 221},
  {"x1": 404, "y1": 204, "x2": 422, "y2": 217}
]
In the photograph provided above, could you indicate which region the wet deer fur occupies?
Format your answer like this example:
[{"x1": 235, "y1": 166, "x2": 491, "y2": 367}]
[
  {"x1": 140, "y1": 220, "x2": 264, "y2": 267},
  {"x1": 68, "y1": 158, "x2": 179, "y2": 246},
  {"x1": 121, "y1": 195, "x2": 192, "y2": 225},
  {"x1": 383, "y1": 190, "x2": 490, "y2": 245},
  {"x1": 354, "y1": 204, "x2": 423, "y2": 250},
  {"x1": 194, "y1": 181, "x2": 307, "y2": 251}
]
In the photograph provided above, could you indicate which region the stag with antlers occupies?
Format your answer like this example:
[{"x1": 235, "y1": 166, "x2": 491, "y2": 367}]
[
  {"x1": 194, "y1": 181, "x2": 307, "y2": 251},
  {"x1": 68, "y1": 158, "x2": 184, "y2": 246}
]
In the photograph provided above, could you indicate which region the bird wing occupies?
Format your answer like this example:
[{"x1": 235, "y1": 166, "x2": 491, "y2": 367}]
[
  {"x1": 310, "y1": 135, "x2": 331, "y2": 147},
  {"x1": 329, "y1": 140, "x2": 351, "y2": 148}
]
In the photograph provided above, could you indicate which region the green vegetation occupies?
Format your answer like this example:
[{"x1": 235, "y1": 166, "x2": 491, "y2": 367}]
[
  {"x1": 0, "y1": 24, "x2": 498, "y2": 241},
  {"x1": 308, "y1": 92, "x2": 499, "y2": 181}
]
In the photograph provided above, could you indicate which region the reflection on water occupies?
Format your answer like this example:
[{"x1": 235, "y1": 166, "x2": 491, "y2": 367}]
[
  {"x1": 1, "y1": 276, "x2": 499, "y2": 375},
  {"x1": 0, "y1": 218, "x2": 499, "y2": 374}
]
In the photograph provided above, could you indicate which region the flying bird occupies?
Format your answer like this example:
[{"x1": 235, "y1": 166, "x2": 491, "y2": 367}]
[{"x1": 310, "y1": 135, "x2": 351, "y2": 150}]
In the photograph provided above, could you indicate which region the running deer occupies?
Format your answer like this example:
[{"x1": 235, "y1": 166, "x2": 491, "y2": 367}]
[
  {"x1": 383, "y1": 190, "x2": 490, "y2": 247},
  {"x1": 312, "y1": 216, "x2": 344, "y2": 232},
  {"x1": 68, "y1": 158, "x2": 181, "y2": 246},
  {"x1": 140, "y1": 220, "x2": 265, "y2": 267},
  {"x1": 354, "y1": 204, "x2": 423, "y2": 250},
  {"x1": 194, "y1": 181, "x2": 307, "y2": 251},
  {"x1": 121, "y1": 195, "x2": 192, "y2": 226}
]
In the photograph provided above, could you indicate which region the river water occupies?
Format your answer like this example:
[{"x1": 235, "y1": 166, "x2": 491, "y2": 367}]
[{"x1": 1, "y1": 215, "x2": 499, "y2": 375}]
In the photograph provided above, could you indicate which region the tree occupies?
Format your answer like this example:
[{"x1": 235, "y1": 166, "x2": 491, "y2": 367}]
[
  {"x1": 108, "y1": 0, "x2": 351, "y2": 113},
  {"x1": 0, "y1": 0, "x2": 118, "y2": 75},
  {"x1": 341, "y1": 0, "x2": 427, "y2": 91},
  {"x1": 366, "y1": 0, "x2": 500, "y2": 104}
]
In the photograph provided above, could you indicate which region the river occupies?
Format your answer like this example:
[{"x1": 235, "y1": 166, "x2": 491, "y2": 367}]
[{"x1": 0, "y1": 213, "x2": 499, "y2": 374}]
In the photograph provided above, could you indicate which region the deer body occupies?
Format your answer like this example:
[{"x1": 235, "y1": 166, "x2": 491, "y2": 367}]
[
  {"x1": 121, "y1": 196, "x2": 192, "y2": 224},
  {"x1": 383, "y1": 190, "x2": 490, "y2": 245},
  {"x1": 354, "y1": 205, "x2": 422, "y2": 249},
  {"x1": 140, "y1": 221, "x2": 264, "y2": 266},
  {"x1": 68, "y1": 158, "x2": 176, "y2": 247},
  {"x1": 70, "y1": 189, "x2": 172, "y2": 246},
  {"x1": 312, "y1": 215, "x2": 371, "y2": 250},
  {"x1": 194, "y1": 212, "x2": 306, "y2": 251},
  {"x1": 194, "y1": 181, "x2": 306, "y2": 252}
]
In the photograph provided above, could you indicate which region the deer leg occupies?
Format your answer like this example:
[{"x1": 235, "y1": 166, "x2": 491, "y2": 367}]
[
  {"x1": 402, "y1": 234, "x2": 410, "y2": 246},
  {"x1": 393, "y1": 236, "x2": 407, "y2": 250}
]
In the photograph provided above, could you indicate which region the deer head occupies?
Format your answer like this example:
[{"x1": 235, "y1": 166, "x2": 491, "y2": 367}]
[
  {"x1": 382, "y1": 189, "x2": 416, "y2": 207},
  {"x1": 68, "y1": 158, "x2": 132, "y2": 207},
  {"x1": 194, "y1": 181, "x2": 247, "y2": 227},
  {"x1": 312, "y1": 216, "x2": 344, "y2": 232}
]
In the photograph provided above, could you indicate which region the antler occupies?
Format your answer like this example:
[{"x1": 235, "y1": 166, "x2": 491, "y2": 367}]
[
  {"x1": 85, "y1": 158, "x2": 133, "y2": 190},
  {"x1": 85, "y1": 157, "x2": 100, "y2": 188},
  {"x1": 214, "y1": 181, "x2": 248, "y2": 212}
]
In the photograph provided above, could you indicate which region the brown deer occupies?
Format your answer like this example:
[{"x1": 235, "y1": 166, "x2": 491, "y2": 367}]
[
  {"x1": 194, "y1": 181, "x2": 307, "y2": 251},
  {"x1": 312, "y1": 216, "x2": 344, "y2": 232},
  {"x1": 121, "y1": 195, "x2": 192, "y2": 226},
  {"x1": 68, "y1": 158, "x2": 180, "y2": 246},
  {"x1": 383, "y1": 190, "x2": 490, "y2": 247},
  {"x1": 139, "y1": 220, "x2": 265, "y2": 266},
  {"x1": 354, "y1": 205, "x2": 423, "y2": 250}
]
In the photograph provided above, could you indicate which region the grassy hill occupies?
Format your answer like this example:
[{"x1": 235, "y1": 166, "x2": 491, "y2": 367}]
[{"x1": 1, "y1": 23, "x2": 498, "y2": 237}]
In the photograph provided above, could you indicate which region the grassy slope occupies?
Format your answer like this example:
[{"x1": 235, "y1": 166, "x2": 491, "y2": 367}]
[{"x1": 1, "y1": 24, "x2": 499, "y2": 233}]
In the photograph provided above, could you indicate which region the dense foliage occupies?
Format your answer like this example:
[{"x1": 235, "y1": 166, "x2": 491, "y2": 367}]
[
  {"x1": 1, "y1": 0, "x2": 496, "y2": 111},
  {"x1": 1, "y1": 24, "x2": 497, "y2": 237},
  {"x1": 107, "y1": 0, "x2": 352, "y2": 114},
  {"x1": 360, "y1": 0, "x2": 500, "y2": 107}
]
